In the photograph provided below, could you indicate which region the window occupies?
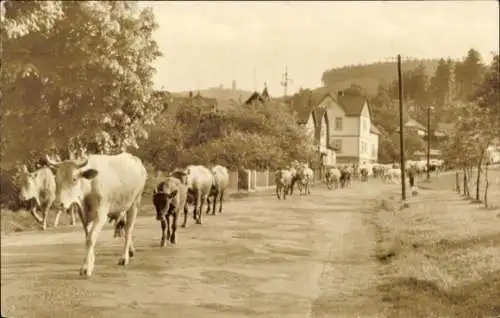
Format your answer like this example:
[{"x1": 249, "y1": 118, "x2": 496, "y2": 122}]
[
  {"x1": 361, "y1": 141, "x2": 368, "y2": 154},
  {"x1": 331, "y1": 139, "x2": 342, "y2": 153},
  {"x1": 372, "y1": 145, "x2": 377, "y2": 157},
  {"x1": 335, "y1": 117, "x2": 343, "y2": 131}
]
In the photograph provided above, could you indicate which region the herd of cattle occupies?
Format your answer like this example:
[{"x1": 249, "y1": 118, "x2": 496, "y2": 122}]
[{"x1": 16, "y1": 152, "x2": 444, "y2": 277}]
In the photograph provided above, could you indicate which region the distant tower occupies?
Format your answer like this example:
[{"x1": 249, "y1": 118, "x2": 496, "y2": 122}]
[
  {"x1": 262, "y1": 82, "x2": 270, "y2": 100},
  {"x1": 232, "y1": 80, "x2": 236, "y2": 91}
]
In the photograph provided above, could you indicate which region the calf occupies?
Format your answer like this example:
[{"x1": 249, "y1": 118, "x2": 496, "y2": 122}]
[{"x1": 153, "y1": 177, "x2": 189, "y2": 246}]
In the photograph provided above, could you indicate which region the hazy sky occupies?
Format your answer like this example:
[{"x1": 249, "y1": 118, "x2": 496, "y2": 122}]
[{"x1": 139, "y1": 1, "x2": 499, "y2": 95}]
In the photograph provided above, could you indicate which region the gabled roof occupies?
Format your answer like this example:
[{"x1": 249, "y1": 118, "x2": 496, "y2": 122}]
[
  {"x1": 404, "y1": 118, "x2": 426, "y2": 130},
  {"x1": 244, "y1": 91, "x2": 266, "y2": 105},
  {"x1": 336, "y1": 94, "x2": 367, "y2": 117}
]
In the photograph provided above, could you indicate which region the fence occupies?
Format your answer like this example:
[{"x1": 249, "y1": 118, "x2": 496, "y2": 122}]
[{"x1": 226, "y1": 168, "x2": 325, "y2": 193}]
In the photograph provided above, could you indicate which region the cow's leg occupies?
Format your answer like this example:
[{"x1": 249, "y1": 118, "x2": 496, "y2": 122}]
[
  {"x1": 205, "y1": 196, "x2": 211, "y2": 215},
  {"x1": 192, "y1": 191, "x2": 199, "y2": 221},
  {"x1": 219, "y1": 190, "x2": 225, "y2": 213},
  {"x1": 181, "y1": 205, "x2": 188, "y2": 228},
  {"x1": 170, "y1": 212, "x2": 177, "y2": 244},
  {"x1": 197, "y1": 193, "x2": 207, "y2": 225},
  {"x1": 211, "y1": 191, "x2": 218, "y2": 215},
  {"x1": 118, "y1": 203, "x2": 138, "y2": 266},
  {"x1": 53, "y1": 208, "x2": 63, "y2": 228},
  {"x1": 40, "y1": 201, "x2": 53, "y2": 231},
  {"x1": 69, "y1": 206, "x2": 76, "y2": 226},
  {"x1": 276, "y1": 185, "x2": 281, "y2": 199},
  {"x1": 80, "y1": 214, "x2": 106, "y2": 277},
  {"x1": 160, "y1": 218, "x2": 168, "y2": 247}
]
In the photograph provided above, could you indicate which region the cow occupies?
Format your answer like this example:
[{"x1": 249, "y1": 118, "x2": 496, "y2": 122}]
[
  {"x1": 153, "y1": 176, "x2": 189, "y2": 246},
  {"x1": 325, "y1": 167, "x2": 341, "y2": 190},
  {"x1": 45, "y1": 152, "x2": 147, "y2": 277},
  {"x1": 384, "y1": 168, "x2": 402, "y2": 183},
  {"x1": 360, "y1": 167, "x2": 369, "y2": 182},
  {"x1": 296, "y1": 164, "x2": 314, "y2": 195},
  {"x1": 275, "y1": 169, "x2": 293, "y2": 200},
  {"x1": 207, "y1": 165, "x2": 229, "y2": 215},
  {"x1": 340, "y1": 166, "x2": 352, "y2": 188},
  {"x1": 288, "y1": 167, "x2": 299, "y2": 195},
  {"x1": 183, "y1": 165, "x2": 213, "y2": 225},
  {"x1": 18, "y1": 165, "x2": 77, "y2": 230}
]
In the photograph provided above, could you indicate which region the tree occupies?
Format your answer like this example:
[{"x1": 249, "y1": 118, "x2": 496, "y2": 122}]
[
  {"x1": 1, "y1": 1, "x2": 162, "y2": 165},
  {"x1": 454, "y1": 48, "x2": 485, "y2": 101},
  {"x1": 428, "y1": 58, "x2": 453, "y2": 117},
  {"x1": 137, "y1": 98, "x2": 319, "y2": 173}
]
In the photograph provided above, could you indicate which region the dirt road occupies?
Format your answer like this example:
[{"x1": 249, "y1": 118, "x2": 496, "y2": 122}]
[{"x1": 1, "y1": 181, "x2": 397, "y2": 318}]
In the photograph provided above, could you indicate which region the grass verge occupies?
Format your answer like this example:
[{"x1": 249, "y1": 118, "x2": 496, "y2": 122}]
[{"x1": 371, "y1": 173, "x2": 500, "y2": 318}]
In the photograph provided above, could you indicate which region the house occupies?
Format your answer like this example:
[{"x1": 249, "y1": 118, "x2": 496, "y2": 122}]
[
  {"x1": 487, "y1": 144, "x2": 500, "y2": 164},
  {"x1": 293, "y1": 89, "x2": 379, "y2": 164},
  {"x1": 288, "y1": 87, "x2": 381, "y2": 165}
]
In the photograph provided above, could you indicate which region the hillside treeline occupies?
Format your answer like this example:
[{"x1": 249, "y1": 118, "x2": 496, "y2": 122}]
[{"x1": 323, "y1": 49, "x2": 495, "y2": 162}]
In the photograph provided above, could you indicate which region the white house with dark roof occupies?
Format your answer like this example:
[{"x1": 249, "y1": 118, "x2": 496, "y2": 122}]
[
  {"x1": 324, "y1": 91, "x2": 380, "y2": 164},
  {"x1": 288, "y1": 88, "x2": 380, "y2": 164}
]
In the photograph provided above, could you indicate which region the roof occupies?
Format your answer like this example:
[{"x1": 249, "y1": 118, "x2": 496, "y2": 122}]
[
  {"x1": 244, "y1": 91, "x2": 266, "y2": 105},
  {"x1": 404, "y1": 118, "x2": 426, "y2": 130},
  {"x1": 370, "y1": 124, "x2": 381, "y2": 135},
  {"x1": 336, "y1": 94, "x2": 367, "y2": 117}
]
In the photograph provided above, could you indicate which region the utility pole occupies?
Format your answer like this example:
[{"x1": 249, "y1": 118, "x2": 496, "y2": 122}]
[
  {"x1": 397, "y1": 54, "x2": 407, "y2": 201},
  {"x1": 426, "y1": 105, "x2": 432, "y2": 180},
  {"x1": 281, "y1": 65, "x2": 292, "y2": 100}
]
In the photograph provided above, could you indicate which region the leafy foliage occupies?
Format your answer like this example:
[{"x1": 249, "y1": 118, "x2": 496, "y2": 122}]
[
  {"x1": 1, "y1": 1, "x2": 162, "y2": 165},
  {"x1": 137, "y1": 98, "x2": 318, "y2": 172}
]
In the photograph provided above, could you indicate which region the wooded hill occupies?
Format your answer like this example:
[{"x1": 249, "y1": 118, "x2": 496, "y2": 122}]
[{"x1": 321, "y1": 59, "x2": 441, "y2": 96}]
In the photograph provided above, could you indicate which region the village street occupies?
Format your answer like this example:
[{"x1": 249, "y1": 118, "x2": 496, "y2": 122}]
[{"x1": 1, "y1": 180, "x2": 397, "y2": 318}]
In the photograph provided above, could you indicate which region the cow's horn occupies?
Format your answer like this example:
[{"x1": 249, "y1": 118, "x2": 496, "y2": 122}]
[
  {"x1": 75, "y1": 157, "x2": 89, "y2": 168},
  {"x1": 45, "y1": 155, "x2": 60, "y2": 166}
]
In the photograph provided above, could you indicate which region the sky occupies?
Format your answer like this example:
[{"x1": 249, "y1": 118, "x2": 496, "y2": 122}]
[{"x1": 138, "y1": 1, "x2": 499, "y2": 96}]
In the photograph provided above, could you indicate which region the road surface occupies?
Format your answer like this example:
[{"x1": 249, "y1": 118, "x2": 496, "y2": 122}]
[{"x1": 1, "y1": 181, "x2": 397, "y2": 318}]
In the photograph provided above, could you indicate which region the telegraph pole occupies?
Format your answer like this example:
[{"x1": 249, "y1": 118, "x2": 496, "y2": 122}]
[
  {"x1": 426, "y1": 105, "x2": 431, "y2": 180},
  {"x1": 397, "y1": 54, "x2": 407, "y2": 201},
  {"x1": 281, "y1": 65, "x2": 292, "y2": 100}
]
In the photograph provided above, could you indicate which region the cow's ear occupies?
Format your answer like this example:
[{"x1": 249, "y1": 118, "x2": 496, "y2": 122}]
[
  {"x1": 167, "y1": 190, "x2": 177, "y2": 198},
  {"x1": 80, "y1": 169, "x2": 98, "y2": 179}
]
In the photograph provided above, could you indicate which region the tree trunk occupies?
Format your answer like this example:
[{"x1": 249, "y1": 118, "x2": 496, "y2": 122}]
[
  {"x1": 464, "y1": 167, "x2": 469, "y2": 198},
  {"x1": 475, "y1": 157, "x2": 483, "y2": 202},
  {"x1": 484, "y1": 163, "x2": 489, "y2": 208},
  {"x1": 455, "y1": 171, "x2": 461, "y2": 194}
]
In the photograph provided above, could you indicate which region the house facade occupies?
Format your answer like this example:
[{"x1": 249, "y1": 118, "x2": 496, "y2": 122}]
[{"x1": 321, "y1": 91, "x2": 379, "y2": 164}]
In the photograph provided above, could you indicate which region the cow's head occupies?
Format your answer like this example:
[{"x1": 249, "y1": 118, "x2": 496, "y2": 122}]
[
  {"x1": 45, "y1": 155, "x2": 98, "y2": 210},
  {"x1": 18, "y1": 165, "x2": 38, "y2": 202},
  {"x1": 170, "y1": 169, "x2": 188, "y2": 185},
  {"x1": 153, "y1": 179, "x2": 178, "y2": 221}
]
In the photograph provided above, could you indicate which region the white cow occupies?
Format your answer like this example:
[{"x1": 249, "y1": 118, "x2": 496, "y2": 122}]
[
  {"x1": 18, "y1": 165, "x2": 78, "y2": 230},
  {"x1": 384, "y1": 168, "x2": 402, "y2": 183},
  {"x1": 46, "y1": 152, "x2": 147, "y2": 277}
]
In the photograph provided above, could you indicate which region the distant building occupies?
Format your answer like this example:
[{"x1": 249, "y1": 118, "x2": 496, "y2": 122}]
[
  {"x1": 288, "y1": 88, "x2": 380, "y2": 165},
  {"x1": 232, "y1": 80, "x2": 236, "y2": 91}
]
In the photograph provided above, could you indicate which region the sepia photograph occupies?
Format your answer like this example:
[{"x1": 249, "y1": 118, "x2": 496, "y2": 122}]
[{"x1": 1, "y1": 1, "x2": 499, "y2": 317}]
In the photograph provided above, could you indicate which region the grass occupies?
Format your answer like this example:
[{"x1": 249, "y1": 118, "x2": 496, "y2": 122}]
[{"x1": 371, "y1": 172, "x2": 500, "y2": 318}]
